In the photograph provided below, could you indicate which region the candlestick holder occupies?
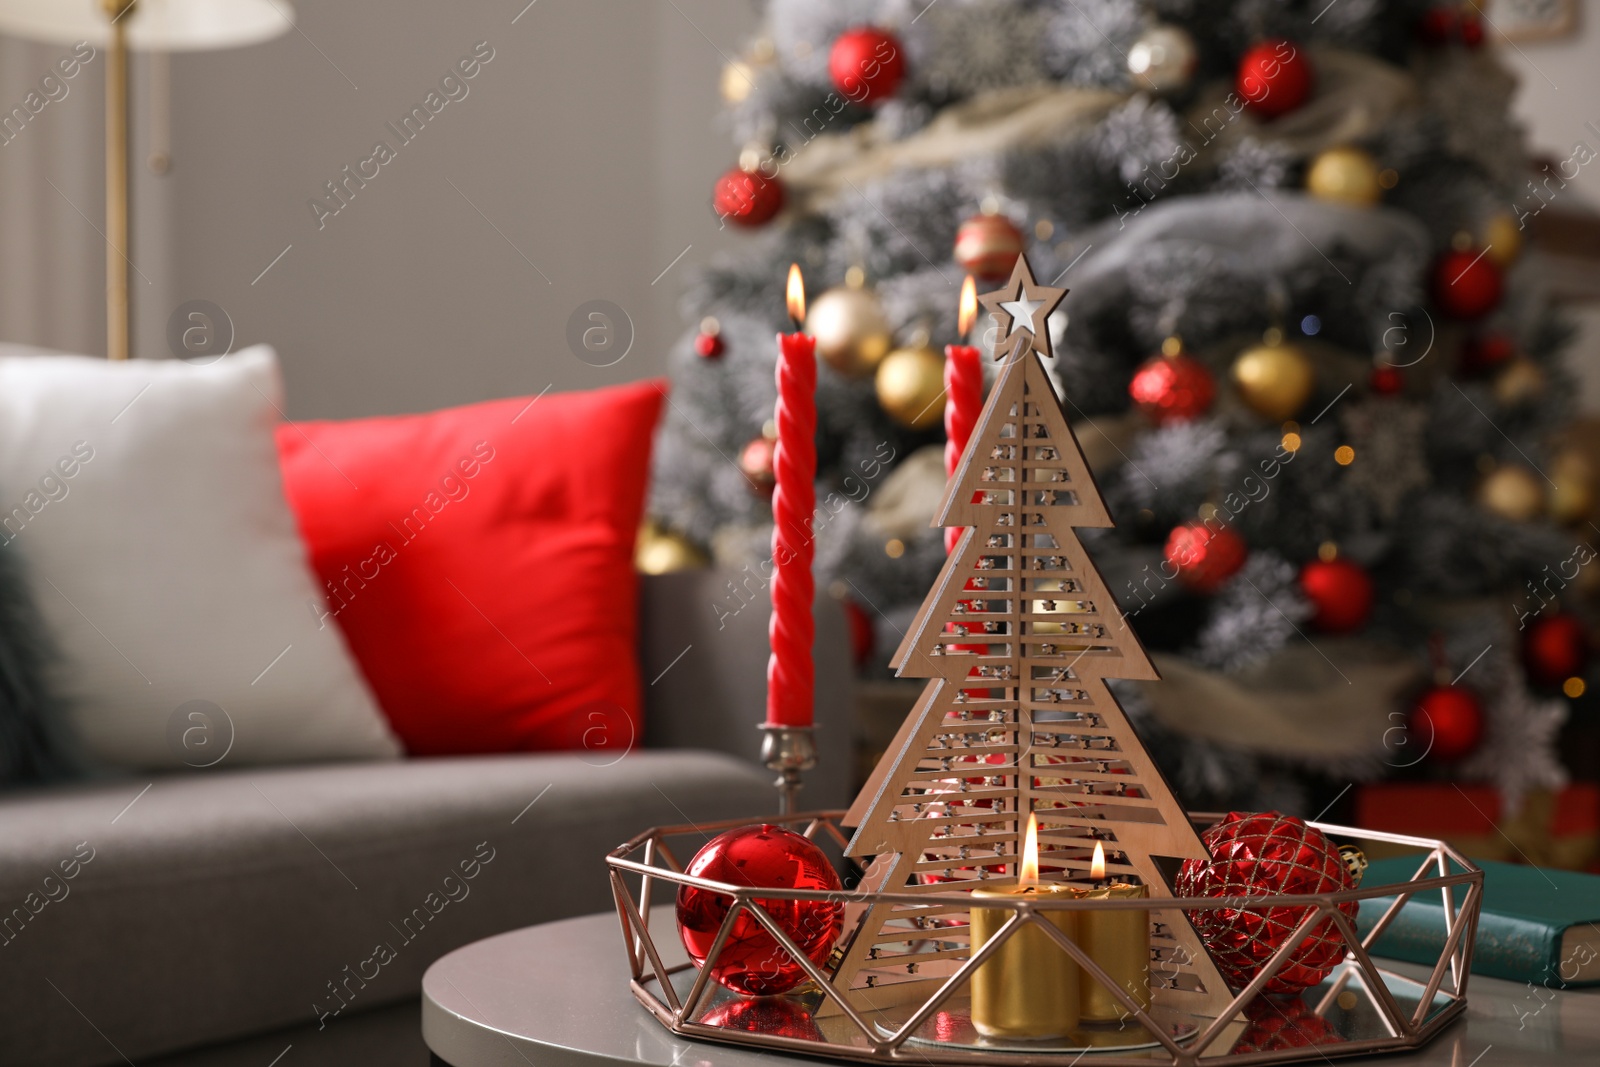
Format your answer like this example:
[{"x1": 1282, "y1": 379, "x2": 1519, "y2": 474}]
[
  {"x1": 758, "y1": 724, "x2": 817, "y2": 814},
  {"x1": 606, "y1": 809, "x2": 1482, "y2": 1066}
]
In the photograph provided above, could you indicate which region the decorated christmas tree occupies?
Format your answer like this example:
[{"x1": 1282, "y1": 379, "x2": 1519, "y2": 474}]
[
  {"x1": 833, "y1": 256, "x2": 1232, "y2": 1017},
  {"x1": 648, "y1": 0, "x2": 1585, "y2": 815}
]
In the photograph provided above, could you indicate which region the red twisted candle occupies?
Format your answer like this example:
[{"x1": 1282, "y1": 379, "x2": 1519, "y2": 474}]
[
  {"x1": 768, "y1": 265, "x2": 817, "y2": 728},
  {"x1": 944, "y1": 275, "x2": 982, "y2": 554}
]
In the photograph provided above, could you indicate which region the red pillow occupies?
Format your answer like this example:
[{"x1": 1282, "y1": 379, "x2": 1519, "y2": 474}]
[{"x1": 276, "y1": 381, "x2": 665, "y2": 755}]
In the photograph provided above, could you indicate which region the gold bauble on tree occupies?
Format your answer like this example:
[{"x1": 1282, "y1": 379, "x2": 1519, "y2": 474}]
[
  {"x1": 1494, "y1": 359, "x2": 1546, "y2": 407},
  {"x1": 806, "y1": 284, "x2": 893, "y2": 379},
  {"x1": 1232, "y1": 331, "x2": 1315, "y2": 420},
  {"x1": 875, "y1": 345, "x2": 946, "y2": 429},
  {"x1": 1549, "y1": 448, "x2": 1596, "y2": 525},
  {"x1": 1305, "y1": 146, "x2": 1383, "y2": 207},
  {"x1": 1478, "y1": 464, "x2": 1546, "y2": 522},
  {"x1": 635, "y1": 521, "x2": 708, "y2": 575},
  {"x1": 1483, "y1": 211, "x2": 1522, "y2": 268}
]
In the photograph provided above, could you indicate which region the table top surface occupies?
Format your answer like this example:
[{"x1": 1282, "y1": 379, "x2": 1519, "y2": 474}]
[{"x1": 422, "y1": 908, "x2": 1600, "y2": 1067}]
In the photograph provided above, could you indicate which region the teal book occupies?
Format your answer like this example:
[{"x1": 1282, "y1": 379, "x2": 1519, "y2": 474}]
[{"x1": 1355, "y1": 857, "x2": 1600, "y2": 987}]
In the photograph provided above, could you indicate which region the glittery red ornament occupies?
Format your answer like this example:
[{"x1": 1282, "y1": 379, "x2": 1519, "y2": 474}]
[
  {"x1": 739, "y1": 436, "x2": 778, "y2": 497},
  {"x1": 1299, "y1": 557, "x2": 1374, "y2": 633},
  {"x1": 1432, "y1": 249, "x2": 1502, "y2": 321},
  {"x1": 1408, "y1": 686, "x2": 1485, "y2": 763},
  {"x1": 675, "y1": 824, "x2": 844, "y2": 996},
  {"x1": 1459, "y1": 333, "x2": 1515, "y2": 377},
  {"x1": 1233, "y1": 994, "x2": 1345, "y2": 1053},
  {"x1": 1236, "y1": 40, "x2": 1314, "y2": 119},
  {"x1": 953, "y1": 214, "x2": 1025, "y2": 281},
  {"x1": 1176, "y1": 812, "x2": 1357, "y2": 997},
  {"x1": 1368, "y1": 365, "x2": 1404, "y2": 396},
  {"x1": 1165, "y1": 522, "x2": 1248, "y2": 593},
  {"x1": 694, "y1": 332, "x2": 725, "y2": 359},
  {"x1": 828, "y1": 26, "x2": 904, "y2": 107},
  {"x1": 713, "y1": 167, "x2": 784, "y2": 229},
  {"x1": 1130, "y1": 348, "x2": 1216, "y2": 425},
  {"x1": 1524, "y1": 613, "x2": 1588, "y2": 687}
]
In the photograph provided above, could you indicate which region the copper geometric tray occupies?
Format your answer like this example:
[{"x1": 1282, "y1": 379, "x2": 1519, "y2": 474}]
[{"x1": 606, "y1": 810, "x2": 1482, "y2": 1065}]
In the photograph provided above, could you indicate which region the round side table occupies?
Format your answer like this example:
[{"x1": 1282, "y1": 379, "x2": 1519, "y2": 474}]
[
  {"x1": 422, "y1": 908, "x2": 1598, "y2": 1067},
  {"x1": 422, "y1": 908, "x2": 799, "y2": 1067}
]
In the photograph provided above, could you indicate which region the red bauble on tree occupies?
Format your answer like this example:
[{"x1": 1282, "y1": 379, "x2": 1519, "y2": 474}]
[
  {"x1": 675, "y1": 824, "x2": 844, "y2": 996},
  {"x1": 828, "y1": 26, "x2": 905, "y2": 107},
  {"x1": 1432, "y1": 249, "x2": 1503, "y2": 320},
  {"x1": 1408, "y1": 685, "x2": 1485, "y2": 763},
  {"x1": 843, "y1": 597, "x2": 875, "y2": 668},
  {"x1": 1299, "y1": 557, "x2": 1374, "y2": 633},
  {"x1": 713, "y1": 166, "x2": 785, "y2": 229},
  {"x1": 739, "y1": 436, "x2": 777, "y2": 497},
  {"x1": 1175, "y1": 812, "x2": 1357, "y2": 996},
  {"x1": 694, "y1": 317, "x2": 725, "y2": 359},
  {"x1": 1130, "y1": 341, "x2": 1216, "y2": 425},
  {"x1": 1236, "y1": 39, "x2": 1314, "y2": 119},
  {"x1": 953, "y1": 213, "x2": 1025, "y2": 281},
  {"x1": 1166, "y1": 522, "x2": 1248, "y2": 593},
  {"x1": 1524, "y1": 612, "x2": 1588, "y2": 687},
  {"x1": 1459, "y1": 333, "x2": 1515, "y2": 377},
  {"x1": 1369, "y1": 365, "x2": 1404, "y2": 396}
]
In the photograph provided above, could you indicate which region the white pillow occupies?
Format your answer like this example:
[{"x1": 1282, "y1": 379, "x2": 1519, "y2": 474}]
[{"x1": 0, "y1": 345, "x2": 401, "y2": 769}]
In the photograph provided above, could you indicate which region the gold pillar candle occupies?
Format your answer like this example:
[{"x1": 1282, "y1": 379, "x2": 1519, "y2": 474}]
[
  {"x1": 968, "y1": 814, "x2": 1080, "y2": 1039},
  {"x1": 1077, "y1": 842, "x2": 1152, "y2": 1022}
]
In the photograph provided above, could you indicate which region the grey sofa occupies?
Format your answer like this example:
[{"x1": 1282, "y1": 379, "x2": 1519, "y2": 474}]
[{"x1": 0, "y1": 570, "x2": 856, "y2": 1067}]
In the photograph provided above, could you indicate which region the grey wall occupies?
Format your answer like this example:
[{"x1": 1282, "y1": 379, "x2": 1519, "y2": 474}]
[
  {"x1": 167, "y1": 0, "x2": 760, "y2": 419},
  {"x1": 1499, "y1": 20, "x2": 1600, "y2": 410},
  {"x1": 0, "y1": 0, "x2": 760, "y2": 419}
]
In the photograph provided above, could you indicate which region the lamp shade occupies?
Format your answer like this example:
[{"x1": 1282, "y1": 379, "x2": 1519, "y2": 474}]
[{"x1": 0, "y1": 0, "x2": 292, "y2": 51}]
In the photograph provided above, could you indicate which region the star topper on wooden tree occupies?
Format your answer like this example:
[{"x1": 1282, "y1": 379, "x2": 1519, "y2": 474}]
[
  {"x1": 831, "y1": 253, "x2": 1233, "y2": 1021},
  {"x1": 978, "y1": 256, "x2": 1067, "y2": 360}
]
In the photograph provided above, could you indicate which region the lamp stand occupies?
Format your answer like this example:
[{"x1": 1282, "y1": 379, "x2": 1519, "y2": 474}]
[{"x1": 103, "y1": 0, "x2": 133, "y2": 360}]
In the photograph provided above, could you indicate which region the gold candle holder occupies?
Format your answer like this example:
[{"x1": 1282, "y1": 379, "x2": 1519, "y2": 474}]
[
  {"x1": 968, "y1": 814, "x2": 1079, "y2": 1040},
  {"x1": 1077, "y1": 842, "x2": 1151, "y2": 1023}
]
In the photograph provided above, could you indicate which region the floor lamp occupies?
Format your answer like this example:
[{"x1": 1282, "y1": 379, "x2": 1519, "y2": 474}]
[{"x1": 0, "y1": 0, "x2": 292, "y2": 360}]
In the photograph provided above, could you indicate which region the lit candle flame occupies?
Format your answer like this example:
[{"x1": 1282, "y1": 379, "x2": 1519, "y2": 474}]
[
  {"x1": 958, "y1": 274, "x2": 977, "y2": 338},
  {"x1": 1091, "y1": 840, "x2": 1106, "y2": 881},
  {"x1": 786, "y1": 263, "x2": 806, "y2": 327},
  {"x1": 1020, "y1": 812, "x2": 1040, "y2": 887}
]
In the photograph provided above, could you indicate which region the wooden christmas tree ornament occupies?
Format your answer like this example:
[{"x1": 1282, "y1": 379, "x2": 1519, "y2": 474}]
[{"x1": 833, "y1": 255, "x2": 1234, "y2": 1020}]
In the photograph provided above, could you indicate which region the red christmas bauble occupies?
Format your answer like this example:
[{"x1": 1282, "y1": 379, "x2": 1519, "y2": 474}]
[
  {"x1": 828, "y1": 26, "x2": 905, "y2": 107},
  {"x1": 675, "y1": 824, "x2": 844, "y2": 996},
  {"x1": 843, "y1": 598, "x2": 875, "y2": 668},
  {"x1": 1459, "y1": 10, "x2": 1485, "y2": 47},
  {"x1": 1165, "y1": 523, "x2": 1248, "y2": 593},
  {"x1": 1236, "y1": 40, "x2": 1314, "y2": 120},
  {"x1": 739, "y1": 436, "x2": 778, "y2": 497},
  {"x1": 953, "y1": 214, "x2": 1025, "y2": 281},
  {"x1": 1130, "y1": 348, "x2": 1216, "y2": 425},
  {"x1": 1417, "y1": 8, "x2": 1458, "y2": 44},
  {"x1": 1432, "y1": 249, "x2": 1503, "y2": 321},
  {"x1": 1459, "y1": 333, "x2": 1515, "y2": 377},
  {"x1": 1176, "y1": 812, "x2": 1357, "y2": 996},
  {"x1": 713, "y1": 167, "x2": 784, "y2": 229},
  {"x1": 701, "y1": 996, "x2": 824, "y2": 1041},
  {"x1": 694, "y1": 332, "x2": 725, "y2": 359},
  {"x1": 1369, "y1": 366, "x2": 1404, "y2": 396},
  {"x1": 1408, "y1": 685, "x2": 1485, "y2": 763},
  {"x1": 1299, "y1": 558, "x2": 1374, "y2": 634},
  {"x1": 1524, "y1": 613, "x2": 1588, "y2": 687}
]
